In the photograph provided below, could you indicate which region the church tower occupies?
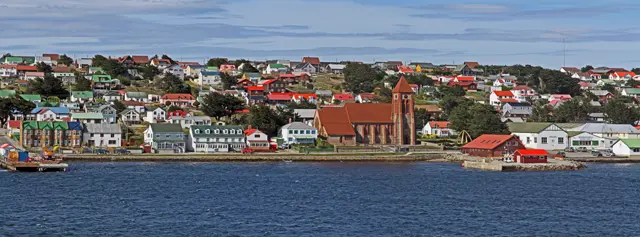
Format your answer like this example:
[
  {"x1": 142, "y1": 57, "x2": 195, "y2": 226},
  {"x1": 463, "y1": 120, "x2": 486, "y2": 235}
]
[{"x1": 391, "y1": 76, "x2": 416, "y2": 145}]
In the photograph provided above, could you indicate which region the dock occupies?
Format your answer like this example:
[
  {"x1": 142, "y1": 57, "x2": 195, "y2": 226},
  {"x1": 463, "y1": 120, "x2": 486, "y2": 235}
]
[
  {"x1": 0, "y1": 159, "x2": 69, "y2": 172},
  {"x1": 463, "y1": 159, "x2": 585, "y2": 172}
]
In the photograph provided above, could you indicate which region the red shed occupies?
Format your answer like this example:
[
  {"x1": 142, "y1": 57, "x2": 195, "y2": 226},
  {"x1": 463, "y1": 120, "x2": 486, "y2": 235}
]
[
  {"x1": 461, "y1": 134, "x2": 525, "y2": 158},
  {"x1": 513, "y1": 149, "x2": 548, "y2": 163}
]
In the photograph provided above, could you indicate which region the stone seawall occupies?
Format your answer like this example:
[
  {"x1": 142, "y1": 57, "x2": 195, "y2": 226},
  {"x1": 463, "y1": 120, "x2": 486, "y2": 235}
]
[
  {"x1": 463, "y1": 159, "x2": 585, "y2": 172},
  {"x1": 62, "y1": 153, "x2": 446, "y2": 162}
]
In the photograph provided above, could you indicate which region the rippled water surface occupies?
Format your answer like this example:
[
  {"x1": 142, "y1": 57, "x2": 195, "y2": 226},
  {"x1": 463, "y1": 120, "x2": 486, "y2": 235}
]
[{"x1": 1, "y1": 162, "x2": 640, "y2": 236}]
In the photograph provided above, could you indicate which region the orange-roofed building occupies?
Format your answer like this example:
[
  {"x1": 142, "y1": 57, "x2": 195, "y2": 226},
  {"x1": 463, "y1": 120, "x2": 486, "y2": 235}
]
[
  {"x1": 490, "y1": 90, "x2": 515, "y2": 106},
  {"x1": 302, "y1": 57, "x2": 321, "y2": 66},
  {"x1": 421, "y1": 121, "x2": 457, "y2": 138},
  {"x1": 610, "y1": 71, "x2": 637, "y2": 80},
  {"x1": 513, "y1": 149, "x2": 548, "y2": 163},
  {"x1": 245, "y1": 126, "x2": 270, "y2": 151},
  {"x1": 314, "y1": 76, "x2": 416, "y2": 146},
  {"x1": 454, "y1": 76, "x2": 475, "y2": 82},
  {"x1": 292, "y1": 94, "x2": 317, "y2": 103},
  {"x1": 461, "y1": 134, "x2": 525, "y2": 158},
  {"x1": 397, "y1": 66, "x2": 414, "y2": 74},
  {"x1": 160, "y1": 93, "x2": 196, "y2": 108}
]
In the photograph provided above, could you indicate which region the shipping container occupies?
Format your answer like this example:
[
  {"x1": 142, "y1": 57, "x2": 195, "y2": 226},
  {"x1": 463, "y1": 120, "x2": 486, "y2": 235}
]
[
  {"x1": 18, "y1": 152, "x2": 29, "y2": 162},
  {"x1": 8, "y1": 151, "x2": 18, "y2": 162}
]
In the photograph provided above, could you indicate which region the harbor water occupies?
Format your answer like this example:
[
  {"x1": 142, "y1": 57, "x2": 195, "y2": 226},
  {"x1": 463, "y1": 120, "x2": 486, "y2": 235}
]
[{"x1": 1, "y1": 162, "x2": 639, "y2": 236}]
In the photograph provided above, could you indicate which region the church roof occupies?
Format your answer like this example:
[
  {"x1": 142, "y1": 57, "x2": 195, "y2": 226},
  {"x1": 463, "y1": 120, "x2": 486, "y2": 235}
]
[
  {"x1": 392, "y1": 76, "x2": 414, "y2": 93},
  {"x1": 316, "y1": 103, "x2": 393, "y2": 136}
]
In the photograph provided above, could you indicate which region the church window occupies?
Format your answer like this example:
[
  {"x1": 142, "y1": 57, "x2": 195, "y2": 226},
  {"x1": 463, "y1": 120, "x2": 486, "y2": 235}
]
[{"x1": 394, "y1": 94, "x2": 398, "y2": 100}]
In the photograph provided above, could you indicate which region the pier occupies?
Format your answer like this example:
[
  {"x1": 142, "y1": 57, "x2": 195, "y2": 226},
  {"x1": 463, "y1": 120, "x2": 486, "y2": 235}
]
[
  {"x1": 463, "y1": 159, "x2": 585, "y2": 172},
  {"x1": 0, "y1": 159, "x2": 69, "y2": 172}
]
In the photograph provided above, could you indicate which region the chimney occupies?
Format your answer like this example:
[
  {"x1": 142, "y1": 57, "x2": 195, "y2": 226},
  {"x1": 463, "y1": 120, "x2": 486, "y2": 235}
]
[
  {"x1": 288, "y1": 118, "x2": 292, "y2": 124},
  {"x1": 247, "y1": 125, "x2": 252, "y2": 130}
]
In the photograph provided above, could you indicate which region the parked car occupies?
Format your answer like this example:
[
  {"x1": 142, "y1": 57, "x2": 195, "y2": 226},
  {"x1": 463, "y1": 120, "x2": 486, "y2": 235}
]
[
  {"x1": 576, "y1": 147, "x2": 588, "y2": 152},
  {"x1": 554, "y1": 151, "x2": 566, "y2": 159},
  {"x1": 564, "y1": 147, "x2": 575, "y2": 152},
  {"x1": 95, "y1": 149, "x2": 109, "y2": 154},
  {"x1": 241, "y1": 148, "x2": 255, "y2": 154},
  {"x1": 114, "y1": 148, "x2": 130, "y2": 155}
]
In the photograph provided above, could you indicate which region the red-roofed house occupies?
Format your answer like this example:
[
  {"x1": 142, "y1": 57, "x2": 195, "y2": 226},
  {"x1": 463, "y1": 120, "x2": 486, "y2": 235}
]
[
  {"x1": 356, "y1": 93, "x2": 376, "y2": 103},
  {"x1": 245, "y1": 126, "x2": 270, "y2": 151},
  {"x1": 610, "y1": 71, "x2": 636, "y2": 80},
  {"x1": 132, "y1": 56, "x2": 150, "y2": 64},
  {"x1": 7, "y1": 120, "x2": 21, "y2": 137},
  {"x1": 397, "y1": 66, "x2": 414, "y2": 74},
  {"x1": 220, "y1": 64, "x2": 237, "y2": 71},
  {"x1": 332, "y1": 93, "x2": 355, "y2": 103},
  {"x1": 43, "y1": 54, "x2": 60, "y2": 62},
  {"x1": 267, "y1": 93, "x2": 293, "y2": 104},
  {"x1": 302, "y1": 57, "x2": 321, "y2": 67},
  {"x1": 16, "y1": 65, "x2": 38, "y2": 74},
  {"x1": 237, "y1": 79, "x2": 255, "y2": 88},
  {"x1": 490, "y1": 90, "x2": 515, "y2": 106},
  {"x1": 161, "y1": 94, "x2": 196, "y2": 108},
  {"x1": 278, "y1": 74, "x2": 297, "y2": 84},
  {"x1": 260, "y1": 78, "x2": 287, "y2": 93},
  {"x1": 513, "y1": 149, "x2": 548, "y2": 163},
  {"x1": 421, "y1": 121, "x2": 457, "y2": 137},
  {"x1": 550, "y1": 94, "x2": 572, "y2": 101},
  {"x1": 150, "y1": 59, "x2": 172, "y2": 69},
  {"x1": 464, "y1": 61, "x2": 480, "y2": 69},
  {"x1": 292, "y1": 94, "x2": 317, "y2": 103},
  {"x1": 511, "y1": 85, "x2": 536, "y2": 102},
  {"x1": 315, "y1": 77, "x2": 416, "y2": 146},
  {"x1": 454, "y1": 76, "x2": 475, "y2": 82},
  {"x1": 461, "y1": 134, "x2": 525, "y2": 157},
  {"x1": 447, "y1": 81, "x2": 477, "y2": 91},
  {"x1": 168, "y1": 110, "x2": 192, "y2": 118}
]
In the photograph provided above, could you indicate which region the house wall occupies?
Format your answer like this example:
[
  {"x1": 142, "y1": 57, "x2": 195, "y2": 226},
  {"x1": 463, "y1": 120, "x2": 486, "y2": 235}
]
[
  {"x1": 327, "y1": 135, "x2": 355, "y2": 146},
  {"x1": 513, "y1": 128, "x2": 568, "y2": 150},
  {"x1": 570, "y1": 134, "x2": 611, "y2": 149},
  {"x1": 83, "y1": 132, "x2": 122, "y2": 148},
  {"x1": 612, "y1": 142, "x2": 634, "y2": 157},
  {"x1": 515, "y1": 154, "x2": 548, "y2": 163},
  {"x1": 281, "y1": 128, "x2": 318, "y2": 145}
]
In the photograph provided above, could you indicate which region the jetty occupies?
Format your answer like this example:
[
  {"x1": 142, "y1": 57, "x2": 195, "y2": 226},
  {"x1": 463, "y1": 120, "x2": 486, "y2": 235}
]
[
  {"x1": 463, "y1": 159, "x2": 584, "y2": 172},
  {"x1": 0, "y1": 144, "x2": 69, "y2": 172},
  {"x1": 0, "y1": 159, "x2": 69, "y2": 172}
]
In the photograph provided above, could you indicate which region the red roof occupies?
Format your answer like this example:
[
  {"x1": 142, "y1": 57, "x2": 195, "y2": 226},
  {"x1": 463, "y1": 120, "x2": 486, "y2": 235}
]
[
  {"x1": 52, "y1": 67, "x2": 71, "y2": 73},
  {"x1": 247, "y1": 86, "x2": 264, "y2": 91},
  {"x1": 464, "y1": 61, "x2": 479, "y2": 68},
  {"x1": 447, "y1": 81, "x2": 476, "y2": 87},
  {"x1": 267, "y1": 94, "x2": 292, "y2": 101},
  {"x1": 428, "y1": 121, "x2": 449, "y2": 128},
  {"x1": 358, "y1": 93, "x2": 375, "y2": 100},
  {"x1": 455, "y1": 76, "x2": 475, "y2": 82},
  {"x1": 612, "y1": 72, "x2": 636, "y2": 77},
  {"x1": 551, "y1": 94, "x2": 572, "y2": 100},
  {"x1": 132, "y1": 56, "x2": 149, "y2": 64},
  {"x1": 398, "y1": 66, "x2": 414, "y2": 73},
  {"x1": 0, "y1": 65, "x2": 16, "y2": 69},
  {"x1": 260, "y1": 79, "x2": 276, "y2": 85},
  {"x1": 162, "y1": 94, "x2": 195, "y2": 100},
  {"x1": 302, "y1": 57, "x2": 321, "y2": 65},
  {"x1": 16, "y1": 65, "x2": 37, "y2": 71},
  {"x1": 293, "y1": 94, "x2": 316, "y2": 100},
  {"x1": 462, "y1": 134, "x2": 519, "y2": 150},
  {"x1": 392, "y1": 76, "x2": 414, "y2": 93},
  {"x1": 333, "y1": 94, "x2": 354, "y2": 101},
  {"x1": 512, "y1": 85, "x2": 532, "y2": 90},
  {"x1": 121, "y1": 100, "x2": 145, "y2": 106},
  {"x1": 43, "y1": 54, "x2": 59, "y2": 61},
  {"x1": 8, "y1": 120, "x2": 20, "y2": 128},
  {"x1": 317, "y1": 103, "x2": 395, "y2": 136},
  {"x1": 493, "y1": 91, "x2": 514, "y2": 97},
  {"x1": 279, "y1": 74, "x2": 296, "y2": 78},
  {"x1": 177, "y1": 61, "x2": 200, "y2": 66},
  {"x1": 516, "y1": 149, "x2": 549, "y2": 156},
  {"x1": 499, "y1": 98, "x2": 518, "y2": 103},
  {"x1": 168, "y1": 110, "x2": 189, "y2": 117}
]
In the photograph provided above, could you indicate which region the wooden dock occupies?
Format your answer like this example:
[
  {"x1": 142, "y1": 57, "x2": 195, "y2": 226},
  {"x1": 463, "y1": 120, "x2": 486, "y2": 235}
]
[{"x1": 0, "y1": 160, "x2": 69, "y2": 172}]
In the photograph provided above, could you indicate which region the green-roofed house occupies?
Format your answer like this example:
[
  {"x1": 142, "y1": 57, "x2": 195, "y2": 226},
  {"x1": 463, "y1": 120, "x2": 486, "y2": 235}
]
[
  {"x1": 621, "y1": 88, "x2": 640, "y2": 98},
  {"x1": 508, "y1": 122, "x2": 569, "y2": 150},
  {"x1": 612, "y1": 139, "x2": 640, "y2": 157},
  {"x1": 569, "y1": 132, "x2": 615, "y2": 151},
  {"x1": 144, "y1": 123, "x2": 185, "y2": 153},
  {"x1": 71, "y1": 91, "x2": 94, "y2": 103},
  {"x1": 91, "y1": 74, "x2": 120, "y2": 90},
  {"x1": 4, "y1": 56, "x2": 23, "y2": 64},
  {"x1": 0, "y1": 90, "x2": 16, "y2": 98},
  {"x1": 187, "y1": 125, "x2": 246, "y2": 153},
  {"x1": 19, "y1": 94, "x2": 42, "y2": 103},
  {"x1": 266, "y1": 63, "x2": 287, "y2": 73},
  {"x1": 71, "y1": 112, "x2": 106, "y2": 124},
  {"x1": 20, "y1": 121, "x2": 80, "y2": 148},
  {"x1": 206, "y1": 66, "x2": 218, "y2": 71}
]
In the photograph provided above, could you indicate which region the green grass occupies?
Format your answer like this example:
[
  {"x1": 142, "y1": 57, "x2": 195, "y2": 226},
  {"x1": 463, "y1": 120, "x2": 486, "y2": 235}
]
[{"x1": 313, "y1": 74, "x2": 344, "y2": 91}]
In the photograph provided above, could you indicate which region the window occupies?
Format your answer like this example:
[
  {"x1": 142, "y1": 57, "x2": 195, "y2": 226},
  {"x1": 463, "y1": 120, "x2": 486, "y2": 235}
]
[
  {"x1": 223, "y1": 130, "x2": 228, "y2": 134},
  {"x1": 312, "y1": 130, "x2": 316, "y2": 134},
  {"x1": 111, "y1": 134, "x2": 115, "y2": 138},
  {"x1": 306, "y1": 130, "x2": 311, "y2": 134},
  {"x1": 558, "y1": 137, "x2": 564, "y2": 144},
  {"x1": 237, "y1": 129, "x2": 242, "y2": 134},
  {"x1": 215, "y1": 129, "x2": 220, "y2": 134},
  {"x1": 108, "y1": 140, "x2": 116, "y2": 145},
  {"x1": 526, "y1": 137, "x2": 530, "y2": 144},
  {"x1": 634, "y1": 148, "x2": 640, "y2": 153},
  {"x1": 205, "y1": 129, "x2": 210, "y2": 134},
  {"x1": 255, "y1": 134, "x2": 261, "y2": 138},
  {"x1": 195, "y1": 129, "x2": 200, "y2": 134},
  {"x1": 541, "y1": 137, "x2": 548, "y2": 144},
  {"x1": 230, "y1": 130, "x2": 235, "y2": 134},
  {"x1": 100, "y1": 134, "x2": 104, "y2": 138},
  {"x1": 534, "y1": 137, "x2": 537, "y2": 143}
]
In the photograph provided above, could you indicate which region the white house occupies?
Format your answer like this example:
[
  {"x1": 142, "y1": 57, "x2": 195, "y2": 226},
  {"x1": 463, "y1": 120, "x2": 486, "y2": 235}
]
[
  {"x1": 489, "y1": 90, "x2": 516, "y2": 106},
  {"x1": 569, "y1": 132, "x2": 617, "y2": 150},
  {"x1": 612, "y1": 139, "x2": 640, "y2": 157},
  {"x1": 609, "y1": 72, "x2": 636, "y2": 81},
  {"x1": 71, "y1": 112, "x2": 106, "y2": 124},
  {"x1": 198, "y1": 70, "x2": 221, "y2": 86},
  {"x1": 509, "y1": 122, "x2": 568, "y2": 150},
  {"x1": 167, "y1": 115, "x2": 212, "y2": 129},
  {"x1": 32, "y1": 107, "x2": 71, "y2": 121},
  {"x1": 244, "y1": 127, "x2": 270, "y2": 151},
  {"x1": 83, "y1": 123, "x2": 122, "y2": 148},
  {"x1": 144, "y1": 107, "x2": 167, "y2": 123},
  {"x1": 119, "y1": 109, "x2": 142, "y2": 125},
  {"x1": 187, "y1": 125, "x2": 246, "y2": 153},
  {"x1": 102, "y1": 91, "x2": 122, "y2": 102},
  {"x1": 163, "y1": 65, "x2": 186, "y2": 79},
  {"x1": 326, "y1": 64, "x2": 346, "y2": 74},
  {"x1": 511, "y1": 85, "x2": 536, "y2": 102},
  {"x1": 0, "y1": 65, "x2": 17, "y2": 77},
  {"x1": 421, "y1": 121, "x2": 457, "y2": 137},
  {"x1": 266, "y1": 64, "x2": 287, "y2": 74},
  {"x1": 568, "y1": 123, "x2": 640, "y2": 147},
  {"x1": 293, "y1": 62, "x2": 316, "y2": 74},
  {"x1": 279, "y1": 122, "x2": 317, "y2": 145}
]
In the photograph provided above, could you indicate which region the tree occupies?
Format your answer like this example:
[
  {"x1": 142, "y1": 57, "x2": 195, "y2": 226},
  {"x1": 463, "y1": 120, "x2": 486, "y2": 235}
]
[
  {"x1": 626, "y1": 79, "x2": 640, "y2": 88},
  {"x1": 36, "y1": 62, "x2": 53, "y2": 74},
  {"x1": 437, "y1": 85, "x2": 466, "y2": 98},
  {"x1": 0, "y1": 99, "x2": 14, "y2": 126},
  {"x1": 632, "y1": 68, "x2": 640, "y2": 75},
  {"x1": 414, "y1": 108, "x2": 430, "y2": 130},
  {"x1": 343, "y1": 63, "x2": 376, "y2": 93},
  {"x1": 530, "y1": 101, "x2": 554, "y2": 122},
  {"x1": 207, "y1": 58, "x2": 228, "y2": 68},
  {"x1": 102, "y1": 60, "x2": 127, "y2": 76},
  {"x1": 200, "y1": 93, "x2": 245, "y2": 121},
  {"x1": 113, "y1": 100, "x2": 127, "y2": 114},
  {"x1": 161, "y1": 55, "x2": 176, "y2": 64},
  {"x1": 234, "y1": 59, "x2": 259, "y2": 73},
  {"x1": 284, "y1": 100, "x2": 316, "y2": 109},
  {"x1": 167, "y1": 105, "x2": 182, "y2": 112},
  {"x1": 139, "y1": 64, "x2": 161, "y2": 80},
  {"x1": 154, "y1": 73, "x2": 190, "y2": 93},
  {"x1": 405, "y1": 74, "x2": 434, "y2": 86},
  {"x1": 539, "y1": 69, "x2": 581, "y2": 96},
  {"x1": 601, "y1": 84, "x2": 616, "y2": 94},
  {"x1": 92, "y1": 54, "x2": 109, "y2": 67},
  {"x1": 12, "y1": 98, "x2": 35, "y2": 119},
  {"x1": 27, "y1": 76, "x2": 68, "y2": 98},
  {"x1": 58, "y1": 54, "x2": 73, "y2": 66},
  {"x1": 552, "y1": 98, "x2": 589, "y2": 123},
  {"x1": 74, "y1": 74, "x2": 92, "y2": 91},
  {"x1": 221, "y1": 72, "x2": 237, "y2": 90},
  {"x1": 604, "y1": 98, "x2": 640, "y2": 124},
  {"x1": 373, "y1": 87, "x2": 392, "y2": 103},
  {"x1": 247, "y1": 105, "x2": 293, "y2": 136},
  {"x1": 581, "y1": 65, "x2": 594, "y2": 73},
  {"x1": 450, "y1": 103, "x2": 508, "y2": 138}
]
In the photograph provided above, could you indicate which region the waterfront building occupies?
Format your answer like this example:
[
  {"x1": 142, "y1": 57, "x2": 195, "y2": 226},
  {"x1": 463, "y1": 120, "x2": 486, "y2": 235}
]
[
  {"x1": 83, "y1": 124, "x2": 122, "y2": 148},
  {"x1": 167, "y1": 115, "x2": 212, "y2": 129},
  {"x1": 612, "y1": 139, "x2": 640, "y2": 157},
  {"x1": 245, "y1": 127, "x2": 270, "y2": 151},
  {"x1": 279, "y1": 122, "x2": 318, "y2": 145},
  {"x1": 314, "y1": 76, "x2": 416, "y2": 146},
  {"x1": 512, "y1": 149, "x2": 548, "y2": 163},
  {"x1": 569, "y1": 132, "x2": 616, "y2": 150},
  {"x1": 508, "y1": 123, "x2": 568, "y2": 151},
  {"x1": 421, "y1": 121, "x2": 457, "y2": 138},
  {"x1": 86, "y1": 104, "x2": 117, "y2": 124},
  {"x1": 144, "y1": 124, "x2": 185, "y2": 153},
  {"x1": 20, "y1": 121, "x2": 82, "y2": 148},
  {"x1": 187, "y1": 125, "x2": 246, "y2": 153},
  {"x1": 461, "y1": 134, "x2": 525, "y2": 158}
]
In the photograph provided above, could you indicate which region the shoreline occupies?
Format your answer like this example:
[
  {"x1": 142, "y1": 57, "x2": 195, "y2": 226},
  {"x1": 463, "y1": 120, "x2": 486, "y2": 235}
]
[{"x1": 61, "y1": 153, "x2": 448, "y2": 162}]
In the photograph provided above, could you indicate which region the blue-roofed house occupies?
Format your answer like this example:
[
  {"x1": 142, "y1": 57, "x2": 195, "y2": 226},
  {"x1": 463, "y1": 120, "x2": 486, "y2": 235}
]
[
  {"x1": 31, "y1": 107, "x2": 71, "y2": 121},
  {"x1": 198, "y1": 70, "x2": 221, "y2": 87}
]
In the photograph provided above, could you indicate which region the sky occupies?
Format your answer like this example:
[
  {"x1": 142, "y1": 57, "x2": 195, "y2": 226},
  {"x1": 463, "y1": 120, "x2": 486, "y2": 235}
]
[{"x1": 1, "y1": 0, "x2": 640, "y2": 68}]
